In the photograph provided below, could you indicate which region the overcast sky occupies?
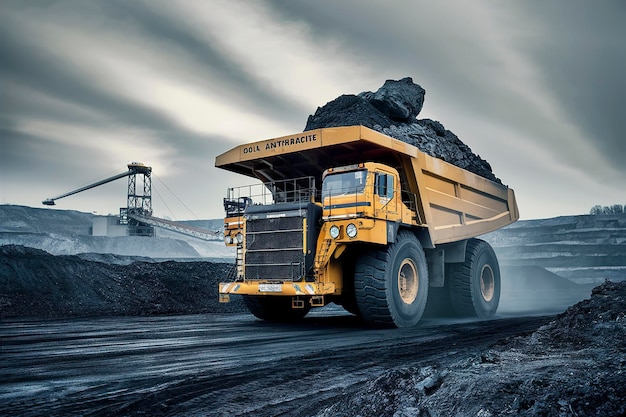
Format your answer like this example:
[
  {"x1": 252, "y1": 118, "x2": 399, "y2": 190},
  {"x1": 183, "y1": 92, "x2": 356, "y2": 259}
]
[{"x1": 1, "y1": 0, "x2": 624, "y2": 221}]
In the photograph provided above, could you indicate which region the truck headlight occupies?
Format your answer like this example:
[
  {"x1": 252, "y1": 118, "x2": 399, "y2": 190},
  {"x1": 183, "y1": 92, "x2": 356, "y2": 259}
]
[
  {"x1": 236, "y1": 233, "x2": 244, "y2": 244},
  {"x1": 346, "y1": 223, "x2": 358, "y2": 238},
  {"x1": 224, "y1": 235, "x2": 233, "y2": 244},
  {"x1": 329, "y1": 225, "x2": 340, "y2": 239}
]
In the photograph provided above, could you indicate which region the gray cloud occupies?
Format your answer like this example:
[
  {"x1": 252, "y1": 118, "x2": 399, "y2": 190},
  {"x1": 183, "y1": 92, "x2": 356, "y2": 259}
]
[
  {"x1": 517, "y1": 1, "x2": 626, "y2": 171},
  {"x1": 100, "y1": 1, "x2": 308, "y2": 123},
  {"x1": 1, "y1": 0, "x2": 624, "y2": 219},
  {"x1": 0, "y1": 24, "x2": 181, "y2": 134},
  {"x1": 1, "y1": 16, "x2": 242, "y2": 169},
  {"x1": 0, "y1": 2, "x2": 307, "y2": 150}
]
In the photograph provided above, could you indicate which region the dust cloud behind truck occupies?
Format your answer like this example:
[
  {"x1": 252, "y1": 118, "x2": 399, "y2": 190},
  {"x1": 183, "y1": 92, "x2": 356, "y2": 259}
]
[{"x1": 216, "y1": 126, "x2": 519, "y2": 327}]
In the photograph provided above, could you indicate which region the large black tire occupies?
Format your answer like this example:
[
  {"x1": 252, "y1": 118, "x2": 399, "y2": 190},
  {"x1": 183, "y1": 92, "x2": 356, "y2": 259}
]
[
  {"x1": 448, "y1": 239, "x2": 500, "y2": 318},
  {"x1": 337, "y1": 249, "x2": 361, "y2": 316},
  {"x1": 242, "y1": 296, "x2": 310, "y2": 322},
  {"x1": 354, "y1": 231, "x2": 429, "y2": 327}
]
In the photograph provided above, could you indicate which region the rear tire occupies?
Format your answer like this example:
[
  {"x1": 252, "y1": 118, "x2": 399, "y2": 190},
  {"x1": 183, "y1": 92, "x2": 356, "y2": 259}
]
[
  {"x1": 243, "y1": 296, "x2": 310, "y2": 322},
  {"x1": 448, "y1": 239, "x2": 500, "y2": 318},
  {"x1": 354, "y1": 231, "x2": 428, "y2": 327}
]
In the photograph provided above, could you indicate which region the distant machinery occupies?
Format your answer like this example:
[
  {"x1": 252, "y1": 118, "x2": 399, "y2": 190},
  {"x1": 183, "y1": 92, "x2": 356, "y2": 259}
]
[{"x1": 43, "y1": 163, "x2": 220, "y2": 240}]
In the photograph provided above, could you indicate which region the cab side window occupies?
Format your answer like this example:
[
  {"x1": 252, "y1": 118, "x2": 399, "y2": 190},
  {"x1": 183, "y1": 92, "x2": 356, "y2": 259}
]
[{"x1": 375, "y1": 173, "x2": 394, "y2": 199}]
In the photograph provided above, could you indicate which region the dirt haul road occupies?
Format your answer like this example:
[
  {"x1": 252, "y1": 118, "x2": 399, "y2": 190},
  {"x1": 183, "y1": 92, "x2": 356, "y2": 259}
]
[{"x1": 0, "y1": 311, "x2": 554, "y2": 417}]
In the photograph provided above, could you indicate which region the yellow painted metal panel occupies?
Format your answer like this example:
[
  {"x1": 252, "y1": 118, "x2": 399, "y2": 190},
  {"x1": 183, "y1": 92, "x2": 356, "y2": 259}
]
[
  {"x1": 459, "y1": 185, "x2": 508, "y2": 213},
  {"x1": 215, "y1": 129, "x2": 324, "y2": 167},
  {"x1": 430, "y1": 205, "x2": 463, "y2": 227},
  {"x1": 423, "y1": 172, "x2": 457, "y2": 197},
  {"x1": 421, "y1": 154, "x2": 508, "y2": 199},
  {"x1": 430, "y1": 210, "x2": 515, "y2": 244},
  {"x1": 216, "y1": 126, "x2": 420, "y2": 169},
  {"x1": 319, "y1": 126, "x2": 363, "y2": 146},
  {"x1": 428, "y1": 189, "x2": 502, "y2": 221}
]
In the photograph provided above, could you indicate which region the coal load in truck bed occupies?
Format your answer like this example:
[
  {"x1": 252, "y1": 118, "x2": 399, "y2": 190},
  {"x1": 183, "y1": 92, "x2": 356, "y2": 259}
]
[{"x1": 305, "y1": 77, "x2": 500, "y2": 183}]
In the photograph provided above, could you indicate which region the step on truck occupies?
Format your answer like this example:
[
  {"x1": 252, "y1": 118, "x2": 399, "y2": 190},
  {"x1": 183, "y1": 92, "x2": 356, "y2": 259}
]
[{"x1": 216, "y1": 126, "x2": 519, "y2": 327}]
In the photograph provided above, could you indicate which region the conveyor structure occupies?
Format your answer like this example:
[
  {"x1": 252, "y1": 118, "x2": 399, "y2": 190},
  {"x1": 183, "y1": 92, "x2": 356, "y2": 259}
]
[{"x1": 43, "y1": 163, "x2": 220, "y2": 240}]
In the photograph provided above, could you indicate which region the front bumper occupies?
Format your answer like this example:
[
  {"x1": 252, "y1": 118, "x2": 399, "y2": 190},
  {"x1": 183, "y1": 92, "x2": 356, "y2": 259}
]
[{"x1": 218, "y1": 281, "x2": 336, "y2": 302}]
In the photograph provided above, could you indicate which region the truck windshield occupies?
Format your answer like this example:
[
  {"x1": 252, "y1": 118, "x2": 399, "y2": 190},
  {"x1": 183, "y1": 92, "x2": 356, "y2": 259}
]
[{"x1": 322, "y1": 170, "x2": 367, "y2": 198}]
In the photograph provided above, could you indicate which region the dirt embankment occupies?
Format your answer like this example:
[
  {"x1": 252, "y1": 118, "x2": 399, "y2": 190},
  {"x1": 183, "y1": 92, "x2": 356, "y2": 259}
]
[{"x1": 0, "y1": 245, "x2": 245, "y2": 318}]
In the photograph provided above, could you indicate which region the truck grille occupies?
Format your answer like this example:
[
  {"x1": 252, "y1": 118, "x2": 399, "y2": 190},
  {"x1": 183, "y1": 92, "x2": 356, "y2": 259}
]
[
  {"x1": 245, "y1": 216, "x2": 304, "y2": 281},
  {"x1": 243, "y1": 202, "x2": 320, "y2": 282}
]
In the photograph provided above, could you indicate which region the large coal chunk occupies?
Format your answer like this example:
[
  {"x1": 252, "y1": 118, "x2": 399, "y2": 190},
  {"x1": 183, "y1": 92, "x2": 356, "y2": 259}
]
[
  {"x1": 359, "y1": 77, "x2": 425, "y2": 122},
  {"x1": 305, "y1": 94, "x2": 393, "y2": 130},
  {"x1": 304, "y1": 77, "x2": 500, "y2": 183}
]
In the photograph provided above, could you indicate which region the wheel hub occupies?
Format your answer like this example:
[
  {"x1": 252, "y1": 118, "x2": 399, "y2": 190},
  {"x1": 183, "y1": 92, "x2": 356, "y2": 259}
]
[
  {"x1": 398, "y1": 259, "x2": 419, "y2": 304},
  {"x1": 480, "y1": 265, "x2": 495, "y2": 302}
]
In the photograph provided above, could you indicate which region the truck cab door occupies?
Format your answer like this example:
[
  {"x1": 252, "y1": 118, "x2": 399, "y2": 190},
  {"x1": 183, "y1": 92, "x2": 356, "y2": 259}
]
[{"x1": 374, "y1": 172, "x2": 398, "y2": 218}]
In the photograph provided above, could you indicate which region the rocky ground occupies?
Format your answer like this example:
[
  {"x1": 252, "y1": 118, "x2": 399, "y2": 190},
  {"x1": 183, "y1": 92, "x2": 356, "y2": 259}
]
[
  {"x1": 317, "y1": 280, "x2": 626, "y2": 417},
  {"x1": 2, "y1": 245, "x2": 622, "y2": 417},
  {"x1": 1, "y1": 243, "x2": 624, "y2": 415}
]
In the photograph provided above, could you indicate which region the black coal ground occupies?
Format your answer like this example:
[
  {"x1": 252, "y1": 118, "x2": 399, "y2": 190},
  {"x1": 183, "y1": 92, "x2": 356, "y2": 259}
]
[
  {"x1": 317, "y1": 280, "x2": 626, "y2": 417},
  {"x1": 1, "y1": 244, "x2": 625, "y2": 416},
  {"x1": 0, "y1": 245, "x2": 246, "y2": 318}
]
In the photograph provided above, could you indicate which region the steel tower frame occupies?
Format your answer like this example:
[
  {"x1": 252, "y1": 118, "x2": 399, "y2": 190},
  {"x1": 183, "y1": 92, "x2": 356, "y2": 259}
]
[{"x1": 121, "y1": 163, "x2": 154, "y2": 236}]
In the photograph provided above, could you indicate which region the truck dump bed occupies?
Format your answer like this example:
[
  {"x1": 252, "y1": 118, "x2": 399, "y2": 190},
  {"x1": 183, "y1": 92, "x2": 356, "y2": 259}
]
[{"x1": 216, "y1": 126, "x2": 518, "y2": 245}]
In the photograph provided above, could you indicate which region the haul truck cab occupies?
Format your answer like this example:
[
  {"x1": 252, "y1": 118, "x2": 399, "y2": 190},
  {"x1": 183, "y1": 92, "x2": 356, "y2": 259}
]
[{"x1": 216, "y1": 126, "x2": 518, "y2": 327}]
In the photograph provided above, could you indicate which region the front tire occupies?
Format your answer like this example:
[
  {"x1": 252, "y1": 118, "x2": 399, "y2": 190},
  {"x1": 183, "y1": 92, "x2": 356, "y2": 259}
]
[
  {"x1": 243, "y1": 296, "x2": 310, "y2": 322},
  {"x1": 448, "y1": 239, "x2": 500, "y2": 318},
  {"x1": 354, "y1": 231, "x2": 429, "y2": 327}
]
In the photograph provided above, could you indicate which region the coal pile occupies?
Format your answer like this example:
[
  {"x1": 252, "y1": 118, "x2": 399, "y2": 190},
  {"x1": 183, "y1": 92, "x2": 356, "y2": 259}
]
[
  {"x1": 318, "y1": 280, "x2": 626, "y2": 417},
  {"x1": 0, "y1": 245, "x2": 245, "y2": 319},
  {"x1": 305, "y1": 77, "x2": 500, "y2": 183}
]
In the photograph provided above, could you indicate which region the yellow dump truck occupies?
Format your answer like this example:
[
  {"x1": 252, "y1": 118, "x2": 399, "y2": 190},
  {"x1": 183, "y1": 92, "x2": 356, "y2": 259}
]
[{"x1": 216, "y1": 126, "x2": 518, "y2": 327}]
